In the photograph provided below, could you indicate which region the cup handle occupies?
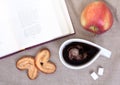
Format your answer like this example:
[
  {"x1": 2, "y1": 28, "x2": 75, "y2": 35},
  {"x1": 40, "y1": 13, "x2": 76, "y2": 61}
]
[{"x1": 100, "y1": 47, "x2": 111, "y2": 58}]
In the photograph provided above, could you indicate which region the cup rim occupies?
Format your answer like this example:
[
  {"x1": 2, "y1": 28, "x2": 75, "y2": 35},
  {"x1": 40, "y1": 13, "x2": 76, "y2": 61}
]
[{"x1": 59, "y1": 38, "x2": 101, "y2": 69}]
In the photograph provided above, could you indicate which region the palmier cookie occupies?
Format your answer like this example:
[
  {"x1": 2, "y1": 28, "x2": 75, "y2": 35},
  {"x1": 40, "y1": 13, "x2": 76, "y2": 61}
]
[
  {"x1": 16, "y1": 56, "x2": 38, "y2": 80},
  {"x1": 35, "y1": 49, "x2": 56, "y2": 74}
]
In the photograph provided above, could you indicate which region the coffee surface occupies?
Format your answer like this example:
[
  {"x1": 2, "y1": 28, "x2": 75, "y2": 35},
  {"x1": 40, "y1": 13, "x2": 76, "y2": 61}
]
[{"x1": 63, "y1": 42, "x2": 100, "y2": 66}]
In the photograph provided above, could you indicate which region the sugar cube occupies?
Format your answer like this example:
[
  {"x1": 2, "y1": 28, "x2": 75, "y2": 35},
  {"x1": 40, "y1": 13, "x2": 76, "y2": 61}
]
[
  {"x1": 98, "y1": 67, "x2": 104, "y2": 76},
  {"x1": 91, "y1": 72, "x2": 99, "y2": 80}
]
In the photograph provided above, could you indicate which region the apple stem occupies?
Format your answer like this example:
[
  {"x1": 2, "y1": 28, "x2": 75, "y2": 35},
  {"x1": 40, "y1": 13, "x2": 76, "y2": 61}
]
[
  {"x1": 93, "y1": 26, "x2": 97, "y2": 36},
  {"x1": 89, "y1": 26, "x2": 98, "y2": 36}
]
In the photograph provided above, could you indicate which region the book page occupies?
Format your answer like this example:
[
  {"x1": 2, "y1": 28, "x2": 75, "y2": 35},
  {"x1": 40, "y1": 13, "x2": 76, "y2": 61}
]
[
  {"x1": 8, "y1": 0, "x2": 63, "y2": 49},
  {"x1": 52, "y1": 0, "x2": 74, "y2": 35},
  {"x1": 0, "y1": 0, "x2": 19, "y2": 57},
  {"x1": 9, "y1": 0, "x2": 74, "y2": 49}
]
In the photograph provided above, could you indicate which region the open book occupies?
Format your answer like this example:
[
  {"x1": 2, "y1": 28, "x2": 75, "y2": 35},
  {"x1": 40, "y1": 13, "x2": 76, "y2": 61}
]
[{"x1": 0, "y1": 0, "x2": 74, "y2": 58}]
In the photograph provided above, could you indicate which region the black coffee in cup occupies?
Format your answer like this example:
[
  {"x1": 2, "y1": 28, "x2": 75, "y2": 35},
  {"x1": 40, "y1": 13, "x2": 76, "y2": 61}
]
[{"x1": 62, "y1": 42, "x2": 100, "y2": 66}]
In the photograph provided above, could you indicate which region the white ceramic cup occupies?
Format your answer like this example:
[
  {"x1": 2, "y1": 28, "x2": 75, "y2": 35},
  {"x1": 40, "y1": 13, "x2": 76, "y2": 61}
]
[{"x1": 59, "y1": 39, "x2": 111, "y2": 69}]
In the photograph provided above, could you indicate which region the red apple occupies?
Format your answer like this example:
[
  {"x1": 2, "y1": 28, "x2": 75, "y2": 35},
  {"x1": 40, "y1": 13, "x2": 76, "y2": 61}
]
[{"x1": 80, "y1": 1, "x2": 113, "y2": 34}]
